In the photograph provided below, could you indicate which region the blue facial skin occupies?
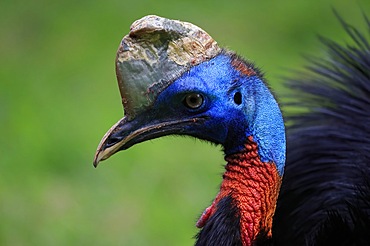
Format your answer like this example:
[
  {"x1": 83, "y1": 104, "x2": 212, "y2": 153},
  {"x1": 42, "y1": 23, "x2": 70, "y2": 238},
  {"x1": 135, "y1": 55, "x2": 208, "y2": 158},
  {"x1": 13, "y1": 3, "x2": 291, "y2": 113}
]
[{"x1": 154, "y1": 53, "x2": 286, "y2": 175}]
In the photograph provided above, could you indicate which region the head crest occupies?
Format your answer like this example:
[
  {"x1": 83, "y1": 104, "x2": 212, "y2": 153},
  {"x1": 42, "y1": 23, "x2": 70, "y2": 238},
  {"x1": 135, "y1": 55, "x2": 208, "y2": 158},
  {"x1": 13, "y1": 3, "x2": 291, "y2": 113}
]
[{"x1": 116, "y1": 15, "x2": 221, "y2": 119}]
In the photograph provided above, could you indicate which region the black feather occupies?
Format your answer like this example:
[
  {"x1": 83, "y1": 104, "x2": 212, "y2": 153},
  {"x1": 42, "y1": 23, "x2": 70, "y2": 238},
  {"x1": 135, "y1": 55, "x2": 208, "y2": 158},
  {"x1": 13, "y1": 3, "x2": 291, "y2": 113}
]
[
  {"x1": 195, "y1": 195, "x2": 242, "y2": 246},
  {"x1": 312, "y1": 177, "x2": 370, "y2": 246},
  {"x1": 273, "y1": 14, "x2": 370, "y2": 245}
]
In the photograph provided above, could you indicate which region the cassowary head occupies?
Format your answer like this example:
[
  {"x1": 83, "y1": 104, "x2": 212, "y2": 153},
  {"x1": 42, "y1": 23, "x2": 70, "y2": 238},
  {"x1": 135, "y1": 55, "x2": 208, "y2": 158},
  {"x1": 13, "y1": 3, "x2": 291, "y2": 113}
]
[
  {"x1": 94, "y1": 15, "x2": 286, "y2": 245},
  {"x1": 94, "y1": 15, "x2": 285, "y2": 171}
]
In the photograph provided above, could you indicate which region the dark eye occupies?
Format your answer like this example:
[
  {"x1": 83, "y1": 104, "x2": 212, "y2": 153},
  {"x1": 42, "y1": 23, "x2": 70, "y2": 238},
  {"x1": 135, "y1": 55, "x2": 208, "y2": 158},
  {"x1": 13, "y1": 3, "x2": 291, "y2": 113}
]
[{"x1": 183, "y1": 93, "x2": 204, "y2": 109}]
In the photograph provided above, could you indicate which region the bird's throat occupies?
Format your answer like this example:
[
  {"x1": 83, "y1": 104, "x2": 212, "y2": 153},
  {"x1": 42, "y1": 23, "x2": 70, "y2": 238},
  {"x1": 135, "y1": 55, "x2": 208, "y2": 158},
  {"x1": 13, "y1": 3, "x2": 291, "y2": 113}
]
[{"x1": 197, "y1": 136, "x2": 282, "y2": 246}]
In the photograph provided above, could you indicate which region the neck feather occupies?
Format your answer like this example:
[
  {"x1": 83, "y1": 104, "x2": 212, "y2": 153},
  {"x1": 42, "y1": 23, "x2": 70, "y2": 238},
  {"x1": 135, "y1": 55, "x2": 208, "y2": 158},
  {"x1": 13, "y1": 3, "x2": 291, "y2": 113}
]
[{"x1": 197, "y1": 136, "x2": 282, "y2": 246}]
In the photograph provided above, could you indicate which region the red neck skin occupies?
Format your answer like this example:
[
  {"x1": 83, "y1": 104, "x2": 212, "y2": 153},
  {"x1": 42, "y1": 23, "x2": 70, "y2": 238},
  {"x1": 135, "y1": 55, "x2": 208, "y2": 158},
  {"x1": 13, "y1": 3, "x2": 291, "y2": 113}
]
[{"x1": 196, "y1": 136, "x2": 282, "y2": 246}]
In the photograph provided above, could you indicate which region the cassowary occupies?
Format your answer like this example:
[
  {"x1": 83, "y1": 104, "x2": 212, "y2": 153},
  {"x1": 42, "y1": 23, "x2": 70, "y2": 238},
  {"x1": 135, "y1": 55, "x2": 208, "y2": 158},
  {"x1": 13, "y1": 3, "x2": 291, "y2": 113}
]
[{"x1": 93, "y1": 15, "x2": 370, "y2": 245}]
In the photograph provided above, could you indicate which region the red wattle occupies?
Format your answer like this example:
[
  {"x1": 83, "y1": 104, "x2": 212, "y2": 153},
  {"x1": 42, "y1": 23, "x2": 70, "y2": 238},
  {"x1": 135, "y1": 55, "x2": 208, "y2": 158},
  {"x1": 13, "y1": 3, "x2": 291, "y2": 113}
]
[{"x1": 197, "y1": 136, "x2": 282, "y2": 246}]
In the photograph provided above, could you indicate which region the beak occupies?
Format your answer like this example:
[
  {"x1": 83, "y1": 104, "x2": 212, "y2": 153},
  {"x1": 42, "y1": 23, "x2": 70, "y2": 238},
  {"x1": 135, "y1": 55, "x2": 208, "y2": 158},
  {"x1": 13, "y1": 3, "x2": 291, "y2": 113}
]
[
  {"x1": 93, "y1": 115, "x2": 206, "y2": 167},
  {"x1": 93, "y1": 117, "x2": 128, "y2": 167}
]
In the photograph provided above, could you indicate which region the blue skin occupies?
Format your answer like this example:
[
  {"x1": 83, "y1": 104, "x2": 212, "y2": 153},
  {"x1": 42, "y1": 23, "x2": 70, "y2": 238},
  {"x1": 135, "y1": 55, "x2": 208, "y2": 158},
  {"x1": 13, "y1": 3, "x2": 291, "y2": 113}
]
[{"x1": 154, "y1": 53, "x2": 286, "y2": 175}]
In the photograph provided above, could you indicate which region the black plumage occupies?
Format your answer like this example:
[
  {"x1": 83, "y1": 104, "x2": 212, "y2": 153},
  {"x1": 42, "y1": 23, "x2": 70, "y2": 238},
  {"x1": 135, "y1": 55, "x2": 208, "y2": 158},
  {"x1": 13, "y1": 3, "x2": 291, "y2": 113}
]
[
  {"x1": 195, "y1": 196, "x2": 242, "y2": 246},
  {"x1": 273, "y1": 15, "x2": 370, "y2": 245}
]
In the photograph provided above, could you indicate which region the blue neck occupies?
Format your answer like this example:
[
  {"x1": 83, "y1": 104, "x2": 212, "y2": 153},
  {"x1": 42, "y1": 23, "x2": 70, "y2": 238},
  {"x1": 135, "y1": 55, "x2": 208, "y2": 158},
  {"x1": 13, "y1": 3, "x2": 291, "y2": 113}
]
[
  {"x1": 218, "y1": 54, "x2": 286, "y2": 175},
  {"x1": 239, "y1": 74, "x2": 286, "y2": 175}
]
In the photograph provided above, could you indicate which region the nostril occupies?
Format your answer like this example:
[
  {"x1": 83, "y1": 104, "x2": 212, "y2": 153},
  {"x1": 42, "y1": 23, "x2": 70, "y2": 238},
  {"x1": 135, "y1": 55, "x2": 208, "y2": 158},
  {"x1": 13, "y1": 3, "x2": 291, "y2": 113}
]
[{"x1": 105, "y1": 133, "x2": 123, "y2": 148}]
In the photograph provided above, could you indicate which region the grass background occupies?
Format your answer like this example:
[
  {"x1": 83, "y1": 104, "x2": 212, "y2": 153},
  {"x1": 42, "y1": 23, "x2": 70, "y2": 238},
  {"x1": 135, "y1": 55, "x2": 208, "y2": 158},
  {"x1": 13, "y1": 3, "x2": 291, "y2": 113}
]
[{"x1": 1, "y1": 0, "x2": 369, "y2": 245}]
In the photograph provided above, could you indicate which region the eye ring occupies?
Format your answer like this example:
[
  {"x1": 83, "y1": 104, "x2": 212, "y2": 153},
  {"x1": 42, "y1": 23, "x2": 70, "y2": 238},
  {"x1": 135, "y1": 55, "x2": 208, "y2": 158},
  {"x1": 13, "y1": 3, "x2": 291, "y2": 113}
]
[{"x1": 183, "y1": 93, "x2": 204, "y2": 109}]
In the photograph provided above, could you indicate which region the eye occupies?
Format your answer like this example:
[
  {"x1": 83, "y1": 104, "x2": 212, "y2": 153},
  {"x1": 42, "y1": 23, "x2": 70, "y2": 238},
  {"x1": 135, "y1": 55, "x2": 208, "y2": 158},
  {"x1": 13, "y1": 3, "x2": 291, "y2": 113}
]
[{"x1": 183, "y1": 93, "x2": 204, "y2": 109}]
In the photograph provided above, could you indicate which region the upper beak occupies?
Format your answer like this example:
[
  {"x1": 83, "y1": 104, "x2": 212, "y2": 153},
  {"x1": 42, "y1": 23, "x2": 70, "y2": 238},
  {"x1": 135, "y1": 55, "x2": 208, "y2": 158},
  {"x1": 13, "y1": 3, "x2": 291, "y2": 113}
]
[
  {"x1": 93, "y1": 115, "x2": 206, "y2": 167},
  {"x1": 93, "y1": 117, "x2": 128, "y2": 167}
]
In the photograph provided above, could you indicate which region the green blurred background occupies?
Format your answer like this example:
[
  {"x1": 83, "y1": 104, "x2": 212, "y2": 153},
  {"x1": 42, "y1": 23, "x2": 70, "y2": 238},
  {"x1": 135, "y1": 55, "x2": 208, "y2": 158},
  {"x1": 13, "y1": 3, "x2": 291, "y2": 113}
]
[{"x1": 1, "y1": 0, "x2": 369, "y2": 245}]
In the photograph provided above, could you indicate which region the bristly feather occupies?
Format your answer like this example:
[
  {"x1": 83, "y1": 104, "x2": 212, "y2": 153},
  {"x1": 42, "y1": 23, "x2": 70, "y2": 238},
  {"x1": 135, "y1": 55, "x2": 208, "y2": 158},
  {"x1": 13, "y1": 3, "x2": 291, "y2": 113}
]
[
  {"x1": 195, "y1": 196, "x2": 242, "y2": 246},
  {"x1": 273, "y1": 14, "x2": 370, "y2": 245},
  {"x1": 312, "y1": 177, "x2": 370, "y2": 246}
]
